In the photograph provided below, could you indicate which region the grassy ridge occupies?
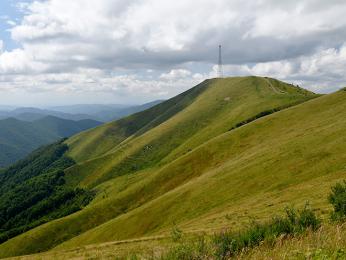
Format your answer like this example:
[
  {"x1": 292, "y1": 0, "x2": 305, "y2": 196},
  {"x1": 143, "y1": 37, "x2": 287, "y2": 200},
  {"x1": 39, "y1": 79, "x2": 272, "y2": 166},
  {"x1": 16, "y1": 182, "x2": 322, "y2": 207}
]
[
  {"x1": 67, "y1": 77, "x2": 315, "y2": 188},
  {"x1": 0, "y1": 77, "x2": 334, "y2": 258},
  {"x1": 53, "y1": 90, "x2": 345, "y2": 251},
  {"x1": 65, "y1": 79, "x2": 211, "y2": 163}
]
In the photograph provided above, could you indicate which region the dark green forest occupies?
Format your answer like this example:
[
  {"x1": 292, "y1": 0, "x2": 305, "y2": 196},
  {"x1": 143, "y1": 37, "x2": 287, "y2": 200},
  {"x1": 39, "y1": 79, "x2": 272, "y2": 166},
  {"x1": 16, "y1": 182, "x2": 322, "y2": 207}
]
[{"x1": 0, "y1": 139, "x2": 94, "y2": 243}]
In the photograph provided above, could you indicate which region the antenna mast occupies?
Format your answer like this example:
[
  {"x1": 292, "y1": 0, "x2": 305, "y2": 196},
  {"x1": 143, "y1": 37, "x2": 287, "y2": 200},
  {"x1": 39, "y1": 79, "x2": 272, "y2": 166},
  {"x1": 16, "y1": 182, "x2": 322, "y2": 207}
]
[{"x1": 217, "y1": 45, "x2": 223, "y2": 78}]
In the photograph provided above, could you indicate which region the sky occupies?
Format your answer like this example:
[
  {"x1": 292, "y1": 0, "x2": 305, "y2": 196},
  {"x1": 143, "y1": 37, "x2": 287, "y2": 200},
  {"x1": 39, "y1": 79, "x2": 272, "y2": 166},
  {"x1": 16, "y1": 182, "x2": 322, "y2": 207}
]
[{"x1": 0, "y1": 0, "x2": 346, "y2": 106}]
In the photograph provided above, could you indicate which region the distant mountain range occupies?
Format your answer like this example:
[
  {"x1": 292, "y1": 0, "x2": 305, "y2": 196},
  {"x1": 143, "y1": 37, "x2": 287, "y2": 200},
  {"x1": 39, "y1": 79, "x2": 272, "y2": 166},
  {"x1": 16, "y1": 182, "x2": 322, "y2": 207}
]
[
  {"x1": 0, "y1": 116, "x2": 102, "y2": 168},
  {"x1": 89, "y1": 100, "x2": 164, "y2": 122},
  {"x1": 49, "y1": 104, "x2": 131, "y2": 115},
  {"x1": 0, "y1": 105, "x2": 16, "y2": 111},
  {"x1": 0, "y1": 100, "x2": 163, "y2": 122},
  {"x1": 0, "y1": 100, "x2": 162, "y2": 168},
  {"x1": 0, "y1": 108, "x2": 92, "y2": 122}
]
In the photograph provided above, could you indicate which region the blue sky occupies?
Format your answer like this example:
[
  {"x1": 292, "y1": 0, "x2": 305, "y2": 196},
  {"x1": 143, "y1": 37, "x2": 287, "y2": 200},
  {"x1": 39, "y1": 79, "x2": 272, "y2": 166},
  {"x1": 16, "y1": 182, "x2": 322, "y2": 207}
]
[
  {"x1": 0, "y1": 0, "x2": 346, "y2": 106},
  {"x1": 0, "y1": 0, "x2": 25, "y2": 51}
]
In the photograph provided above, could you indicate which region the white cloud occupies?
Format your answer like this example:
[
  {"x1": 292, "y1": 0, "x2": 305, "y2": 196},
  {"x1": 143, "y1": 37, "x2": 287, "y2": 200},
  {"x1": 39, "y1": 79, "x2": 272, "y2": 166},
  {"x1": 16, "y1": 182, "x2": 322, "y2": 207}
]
[
  {"x1": 0, "y1": 48, "x2": 47, "y2": 74},
  {"x1": 160, "y1": 69, "x2": 192, "y2": 80},
  {"x1": 246, "y1": 1, "x2": 346, "y2": 39},
  {"x1": 6, "y1": 20, "x2": 16, "y2": 26},
  {"x1": 222, "y1": 44, "x2": 346, "y2": 93},
  {"x1": 0, "y1": 0, "x2": 346, "y2": 105}
]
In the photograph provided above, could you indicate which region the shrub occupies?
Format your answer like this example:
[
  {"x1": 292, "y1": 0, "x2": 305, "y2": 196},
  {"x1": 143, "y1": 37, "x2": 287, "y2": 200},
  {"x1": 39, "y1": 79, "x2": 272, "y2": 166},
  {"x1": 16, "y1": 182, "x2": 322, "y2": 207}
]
[
  {"x1": 283, "y1": 204, "x2": 320, "y2": 233},
  {"x1": 329, "y1": 180, "x2": 346, "y2": 221}
]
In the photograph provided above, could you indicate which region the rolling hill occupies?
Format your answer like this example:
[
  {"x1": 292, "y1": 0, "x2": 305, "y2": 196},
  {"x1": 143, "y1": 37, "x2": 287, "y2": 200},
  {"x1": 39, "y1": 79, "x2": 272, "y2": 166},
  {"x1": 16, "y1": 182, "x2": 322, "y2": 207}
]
[
  {"x1": 0, "y1": 116, "x2": 101, "y2": 168},
  {"x1": 1, "y1": 76, "x2": 346, "y2": 258}
]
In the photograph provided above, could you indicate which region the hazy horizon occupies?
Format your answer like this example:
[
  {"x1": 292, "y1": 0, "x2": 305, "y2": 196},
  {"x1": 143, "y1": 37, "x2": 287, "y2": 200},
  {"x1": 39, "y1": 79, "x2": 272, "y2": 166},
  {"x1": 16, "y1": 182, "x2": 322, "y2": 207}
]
[{"x1": 0, "y1": 100, "x2": 160, "y2": 109}]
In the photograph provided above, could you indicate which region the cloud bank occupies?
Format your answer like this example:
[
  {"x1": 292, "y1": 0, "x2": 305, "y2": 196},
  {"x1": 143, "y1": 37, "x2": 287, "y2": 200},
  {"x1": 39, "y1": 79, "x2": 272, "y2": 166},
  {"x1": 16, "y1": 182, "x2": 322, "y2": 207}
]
[{"x1": 0, "y1": 0, "x2": 346, "y2": 105}]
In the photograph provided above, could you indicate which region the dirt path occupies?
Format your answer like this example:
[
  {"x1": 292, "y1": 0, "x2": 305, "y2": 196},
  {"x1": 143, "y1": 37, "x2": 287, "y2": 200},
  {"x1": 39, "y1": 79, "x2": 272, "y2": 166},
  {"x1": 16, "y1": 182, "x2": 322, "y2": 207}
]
[{"x1": 264, "y1": 78, "x2": 287, "y2": 94}]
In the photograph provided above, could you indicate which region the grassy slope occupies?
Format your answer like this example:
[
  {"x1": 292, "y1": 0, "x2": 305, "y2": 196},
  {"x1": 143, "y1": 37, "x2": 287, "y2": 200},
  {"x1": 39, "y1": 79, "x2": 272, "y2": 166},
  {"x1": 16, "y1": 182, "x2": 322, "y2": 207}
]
[
  {"x1": 0, "y1": 77, "x2": 328, "y2": 257},
  {"x1": 53, "y1": 89, "x2": 345, "y2": 250},
  {"x1": 66, "y1": 77, "x2": 313, "y2": 188},
  {"x1": 65, "y1": 79, "x2": 211, "y2": 162}
]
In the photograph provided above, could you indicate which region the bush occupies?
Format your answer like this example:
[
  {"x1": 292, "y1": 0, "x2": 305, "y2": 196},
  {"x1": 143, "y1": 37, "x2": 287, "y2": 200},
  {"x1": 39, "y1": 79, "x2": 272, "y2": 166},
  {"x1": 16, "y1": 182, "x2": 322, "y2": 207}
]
[{"x1": 329, "y1": 180, "x2": 346, "y2": 221}]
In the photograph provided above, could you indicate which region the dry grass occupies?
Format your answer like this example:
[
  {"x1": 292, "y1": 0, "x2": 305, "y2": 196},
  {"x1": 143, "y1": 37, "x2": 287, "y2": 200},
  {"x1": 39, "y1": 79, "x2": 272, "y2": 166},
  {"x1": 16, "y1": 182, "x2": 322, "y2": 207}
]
[
  {"x1": 7, "y1": 223, "x2": 345, "y2": 260},
  {"x1": 7, "y1": 236, "x2": 170, "y2": 260},
  {"x1": 241, "y1": 223, "x2": 346, "y2": 259}
]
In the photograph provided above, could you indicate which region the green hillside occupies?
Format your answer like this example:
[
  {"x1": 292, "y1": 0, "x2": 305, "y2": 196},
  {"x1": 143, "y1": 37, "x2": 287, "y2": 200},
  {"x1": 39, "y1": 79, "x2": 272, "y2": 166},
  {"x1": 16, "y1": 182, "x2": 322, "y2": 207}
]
[
  {"x1": 3, "y1": 76, "x2": 345, "y2": 259},
  {"x1": 0, "y1": 116, "x2": 101, "y2": 168}
]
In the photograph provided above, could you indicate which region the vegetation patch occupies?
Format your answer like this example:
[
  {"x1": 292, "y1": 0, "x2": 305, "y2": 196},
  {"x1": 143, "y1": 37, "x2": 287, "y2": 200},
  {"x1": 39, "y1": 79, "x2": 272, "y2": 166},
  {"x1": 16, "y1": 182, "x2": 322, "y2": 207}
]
[
  {"x1": 228, "y1": 101, "x2": 307, "y2": 131},
  {"x1": 0, "y1": 139, "x2": 94, "y2": 243},
  {"x1": 161, "y1": 180, "x2": 346, "y2": 260},
  {"x1": 329, "y1": 180, "x2": 346, "y2": 221},
  {"x1": 162, "y1": 204, "x2": 320, "y2": 259}
]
